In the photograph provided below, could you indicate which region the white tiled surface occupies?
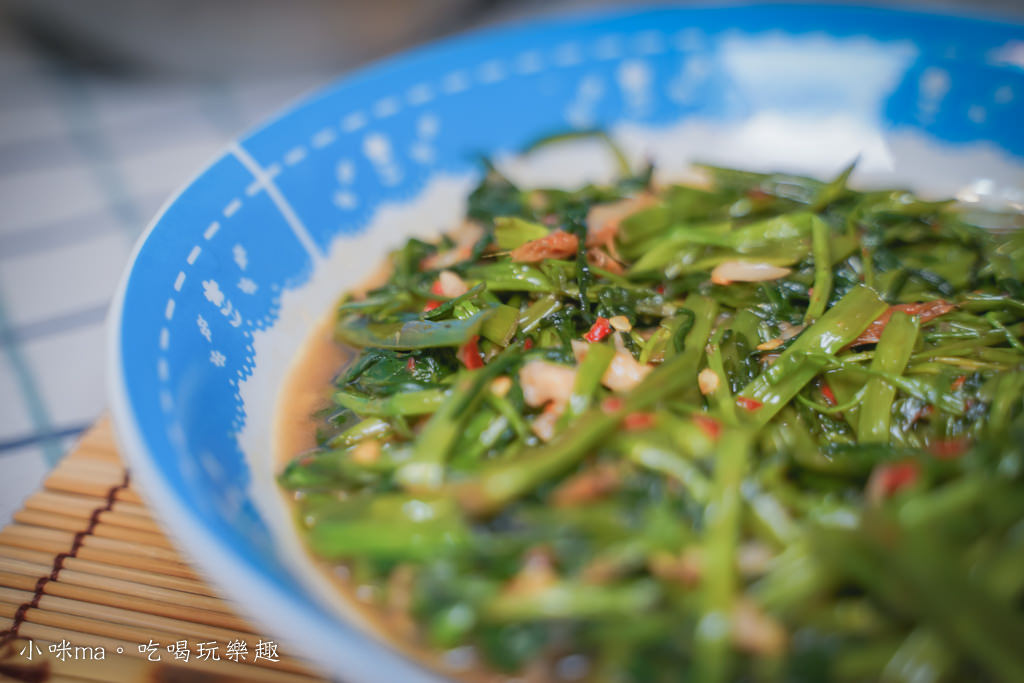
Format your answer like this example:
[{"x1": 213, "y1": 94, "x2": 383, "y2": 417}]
[
  {"x1": 0, "y1": 25, "x2": 334, "y2": 524},
  {"x1": 22, "y1": 323, "x2": 109, "y2": 429},
  {"x1": 0, "y1": 165, "x2": 113, "y2": 232},
  {"x1": 116, "y1": 138, "x2": 229, "y2": 198},
  {"x1": 0, "y1": 446, "x2": 50, "y2": 523},
  {"x1": 0, "y1": 105, "x2": 67, "y2": 147},
  {"x1": 0, "y1": 232, "x2": 130, "y2": 328},
  {"x1": 0, "y1": 356, "x2": 34, "y2": 440}
]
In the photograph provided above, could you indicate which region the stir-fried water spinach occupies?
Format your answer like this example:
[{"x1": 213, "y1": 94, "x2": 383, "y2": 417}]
[{"x1": 280, "y1": 150, "x2": 1024, "y2": 682}]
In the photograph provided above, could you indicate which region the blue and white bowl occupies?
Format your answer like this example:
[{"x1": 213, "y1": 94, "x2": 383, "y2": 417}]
[{"x1": 109, "y1": 5, "x2": 1024, "y2": 680}]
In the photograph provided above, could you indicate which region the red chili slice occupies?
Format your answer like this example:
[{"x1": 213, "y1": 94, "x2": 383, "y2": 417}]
[
  {"x1": 693, "y1": 415, "x2": 722, "y2": 441},
  {"x1": 930, "y1": 437, "x2": 970, "y2": 460},
  {"x1": 459, "y1": 335, "x2": 484, "y2": 370},
  {"x1": 912, "y1": 404, "x2": 935, "y2": 424},
  {"x1": 584, "y1": 317, "x2": 613, "y2": 343},
  {"x1": 523, "y1": 338, "x2": 535, "y2": 350},
  {"x1": 423, "y1": 279, "x2": 446, "y2": 312},
  {"x1": 736, "y1": 397, "x2": 763, "y2": 412},
  {"x1": 951, "y1": 375, "x2": 967, "y2": 391},
  {"x1": 623, "y1": 412, "x2": 656, "y2": 431},
  {"x1": 601, "y1": 396, "x2": 625, "y2": 414},
  {"x1": 849, "y1": 300, "x2": 955, "y2": 347},
  {"x1": 867, "y1": 462, "x2": 919, "y2": 501},
  {"x1": 821, "y1": 383, "x2": 837, "y2": 406},
  {"x1": 406, "y1": 357, "x2": 416, "y2": 372}
]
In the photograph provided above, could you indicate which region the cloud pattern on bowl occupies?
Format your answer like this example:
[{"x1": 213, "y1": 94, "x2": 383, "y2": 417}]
[{"x1": 111, "y1": 5, "x2": 1024, "y2": 680}]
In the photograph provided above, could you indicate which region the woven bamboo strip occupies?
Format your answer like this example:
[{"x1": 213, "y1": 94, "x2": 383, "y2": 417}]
[
  {"x1": 2, "y1": 569, "x2": 49, "y2": 591},
  {"x1": 114, "y1": 489, "x2": 144, "y2": 505},
  {"x1": 0, "y1": 585, "x2": 32, "y2": 605},
  {"x1": 81, "y1": 534, "x2": 180, "y2": 561},
  {"x1": 43, "y1": 476, "x2": 126, "y2": 499},
  {"x1": 43, "y1": 473, "x2": 125, "y2": 495},
  {"x1": 79, "y1": 431, "x2": 117, "y2": 454},
  {"x1": 0, "y1": 547, "x2": 214, "y2": 596},
  {"x1": 37, "y1": 478, "x2": 143, "y2": 506},
  {"x1": 106, "y1": 500, "x2": 150, "y2": 518},
  {"x1": 78, "y1": 416, "x2": 112, "y2": 437},
  {"x1": 75, "y1": 435, "x2": 117, "y2": 457},
  {"x1": 12, "y1": 511, "x2": 172, "y2": 548},
  {"x1": 48, "y1": 462, "x2": 125, "y2": 486},
  {"x1": 0, "y1": 573, "x2": 249, "y2": 631},
  {"x1": 63, "y1": 449, "x2": 120, "y2": 471},
  {"x1": 92, "y1": 510, "x2": 163, "y2": 535},
  {"x1": 35, "y1": 594, "x2": 263, "y2": 648},
  {"x1": 70, "y1": 440, "x2": 118, "y2": 460},
  {"x1": 55, "y1": 572, "x2": 230, "y2": 614},
  {"x1": 0, "y1": 589, "x2": 300, "y2": 672},
  {"x1": 73, "y1": 419, "x2": 117, "y2": 453},
  {"x1": 25, "y1": 492, "x2": 158, "y2": 531},
  {"x1": 75, "y1": 546, "x2": 197, "y2": 580},
  {"x1": 0, "y1": 536, "x2": 200, "y2": 581},
  {"x1": 0, "y1": 525, "x2": 183, "y2": 564},
  {"x1": 0, "y1": 418, "x2": 326, "y2": 681},
  {"x1": 53, "y1": 455, "x2": 124, "y2": 475},
  {"x1": 24, "y1": 491, "x2": 112, "y2": 516},
  {"x1": 0, "y1": 561, "x2": 233, "y2": 618},
  {"x1": 78, "y1": 523, "x2": 170, "y2": 549}
]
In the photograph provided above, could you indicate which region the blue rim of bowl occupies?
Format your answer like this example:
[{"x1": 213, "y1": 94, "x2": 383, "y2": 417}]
[{"x1": 108, "y1": 3, "x2": 1024, "y2": 680}]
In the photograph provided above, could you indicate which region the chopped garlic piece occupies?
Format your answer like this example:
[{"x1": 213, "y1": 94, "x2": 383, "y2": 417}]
[
  {"x1": 698, "y1": 368, "x2": 720, "y2": 395},
  {"x1": 420, "y1": 221, "x2": 482, "y2": 270},
  {"x1": 530, "y1": 410, "x2": 559, "y2": 442},
  {"x1": 777, "y1": 321, "x2": 806, "y2": 340},
  {"x1": 732, "y1": 599, "x2": 787, "y2": 656},
  {"x1": 437, "y1": 269, "x2": 469, "y2": 298},
  {"x1": 586, "y1": 194, "x2": 657, "y2": 241},
  {"x1": 603, "y1": 350, "x2": 651, "y2": 393},
  {"x1": 352, "y1": 440, "x2": 381, "y2": 465},
  {"x1": 572, "y1": 340, "x2": 651, "y2": 393},
  {"x1": 608, "y1": 315, "x2": 632, "y2": 332},
  {"x1": 490, "y1": 375, "x2": 512, "y2": 398},
  {"x1": 505, "y1": 548, "x2": 558, "y2": 596},
  {"x1": 710, "y1": 261, "x2": 792, "y2": 285},
  {"x1": 585, "y1": 194, "x2": 657, "y2": 260},
  {"x1": 519, "y1": 360, "x2": 576, "y2": 410}
]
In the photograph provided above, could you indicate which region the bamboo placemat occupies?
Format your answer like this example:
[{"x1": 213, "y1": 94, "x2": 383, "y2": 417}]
[{"x1": 0, "y1": 418, "x2": 327, "y2": 682}]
